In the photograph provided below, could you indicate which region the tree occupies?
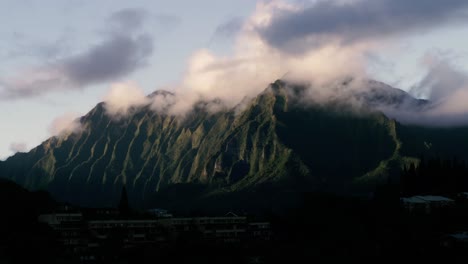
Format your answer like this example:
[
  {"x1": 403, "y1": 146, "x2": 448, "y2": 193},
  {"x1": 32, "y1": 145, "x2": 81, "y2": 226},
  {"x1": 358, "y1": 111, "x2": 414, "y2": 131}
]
[{"x1": 118, "y1": 186, "x2": 130, "y2": 217}]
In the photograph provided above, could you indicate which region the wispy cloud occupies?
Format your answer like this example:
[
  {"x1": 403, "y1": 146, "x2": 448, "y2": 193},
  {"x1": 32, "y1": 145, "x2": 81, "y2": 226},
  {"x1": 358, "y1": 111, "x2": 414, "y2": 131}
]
[
  {"x1": 212, "y1": 17, "x2": 244, "y2": 41},
  {"x1": 48, "y1": 112, "x2": 83, "y2": 136},
  {"x1": 9, "y1": 142, "x2": 28, "y2": 153},
  {"x1": 107, "y1": 8, "x2": 149, "y2": 33},
  {"x1": 2, "y1": 31, "x2": 71, "y2": 61},
  {"x1": 0, "y1": 7, "x2": 180, "y2": 99},
  {"x1": 402, "y1": 53, "x2": 468, "y2": 126}
]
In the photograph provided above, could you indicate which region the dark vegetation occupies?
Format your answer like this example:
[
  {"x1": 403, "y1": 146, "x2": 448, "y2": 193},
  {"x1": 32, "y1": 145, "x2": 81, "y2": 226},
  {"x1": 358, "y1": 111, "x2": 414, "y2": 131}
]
[
  {"x1": 275, "y1": 103, "x2": 395, "y2": 192},
  {"x1": 401, "y1": 157, "x2": 468, "y2": 196},
  {"x1": 0, "y1": 179, "x2": 58, "y2": 263},
  {"x1": 3, "y1": 166, "x2": 468, "y2": 263},
  {"x1": 0, "y1": 177, "x2": 398, "y2": 263},
  {"x1": 400, "y1": 157, "x2": 468, "y2": 261},
  {"x1": 398, "y1": 125, "x2": 468, "y2": 161}
]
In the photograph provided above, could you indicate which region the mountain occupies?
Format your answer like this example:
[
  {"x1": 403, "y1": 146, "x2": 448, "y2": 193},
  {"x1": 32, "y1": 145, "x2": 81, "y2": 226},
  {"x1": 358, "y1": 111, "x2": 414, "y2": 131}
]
[{"x1": 1, "y1": 79, "x2": 467, "y2": 209}]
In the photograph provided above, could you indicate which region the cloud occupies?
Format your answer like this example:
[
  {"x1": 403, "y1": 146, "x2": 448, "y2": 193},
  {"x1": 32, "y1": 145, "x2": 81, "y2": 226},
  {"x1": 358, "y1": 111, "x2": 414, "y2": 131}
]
[
  {"x1": 149, "y1": 90, "x2": 176, "y2": 113},
  {"x1": 102, "y1": 82, "x2": 150, "y2": 117},
  {"x1": 49, "y1": 112, "x2": 83, "y2": 136},
  {"x1": 108, "y1": 8, "x2": 149, "y2": 33},
  {"x1": 100, "y1": 83, "x2": 179, "y2": 118},
  {"x1": 213, "y1": 17, "x2": 244, "y2": 40},
  {"x1": 0, "y1": 8, "x2": 156, "y2": 99},
  {"x1": 412, "y1": 53, "x2": 468, "y2": 101},
  {"x1": 107, "y1": 8, "x2": 180, "y2": 35},
  {"x1": 9, "y1": 142, "x2": 28, "y2": 153},
  {"x1": 168, "y1": 0, "x2": 468, "y2": 127},
  {"x1": 85, "y1": 1, "x2": 369, "y2": 118},
  {"x1": 373, "y1": 52, "x2": 468, "y2": 126},
  {"x1": 12, "y1": 0, "x2": 467, "y2": 128},
  {"x1": 161, "y1": 1, "x2": 368, "y2": 115},
  {"x1": 2, "y1": 32, "x2": 71, "y2": 61},
  {"x1": 256, "y1": 0, "x2": 468, "y2": 54},
  {"x1": 411, "y1": 55, "x2": 468, "y2": 125},
  {"x1": 63, "y1": 34, "x2": 153, "y2": 86},
  {"x1": 151, "y1": 13, "x2": 181, "y2": 29}
]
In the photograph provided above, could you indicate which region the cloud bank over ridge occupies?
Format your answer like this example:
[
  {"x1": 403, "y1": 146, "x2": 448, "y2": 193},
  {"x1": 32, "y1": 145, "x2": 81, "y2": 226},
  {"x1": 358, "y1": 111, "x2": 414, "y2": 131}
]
[
  {"x1": 98, "y1": 0, "x2": 468, "y2": 127},
  {"x1": 6, "y1": 0, "x2": 468, "y2": 142}
]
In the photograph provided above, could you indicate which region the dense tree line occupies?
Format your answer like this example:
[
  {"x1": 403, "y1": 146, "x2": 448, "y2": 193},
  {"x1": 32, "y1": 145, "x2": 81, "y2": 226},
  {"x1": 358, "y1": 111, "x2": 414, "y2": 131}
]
[
  {"x1": 401, "y1": 157, "x2": 468, "y2": 196},
  {"x1": 0, "y1": 179, "x2": 59, "y2": 263}
]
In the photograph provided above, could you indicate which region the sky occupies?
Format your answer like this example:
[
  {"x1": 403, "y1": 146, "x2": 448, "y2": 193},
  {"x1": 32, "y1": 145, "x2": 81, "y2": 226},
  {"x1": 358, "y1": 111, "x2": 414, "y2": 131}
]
[{"x1": 1, "y1": 0, "x2": 468, "y2": 159}]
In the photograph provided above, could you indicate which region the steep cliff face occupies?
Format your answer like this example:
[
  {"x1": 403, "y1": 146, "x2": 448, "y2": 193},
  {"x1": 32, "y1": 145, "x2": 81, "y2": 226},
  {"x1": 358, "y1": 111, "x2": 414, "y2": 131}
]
[{"x1": 0, "y1": 80, "x2": 444, "y2": 207}]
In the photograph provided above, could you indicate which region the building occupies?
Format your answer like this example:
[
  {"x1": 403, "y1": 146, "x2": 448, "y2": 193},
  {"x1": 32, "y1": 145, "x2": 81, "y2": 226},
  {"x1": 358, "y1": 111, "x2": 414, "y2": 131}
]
[
  {"x1": 161, "y1": 212, "x2": 248, "y2": 242},
  {"x1": 146, "y1": 208, "x2": 173, "y2": 218},
  {"x1": 248, "y1": 222, "x2": 272, "y2": 241},
  {"x1": 38, "y1": 211, "x2": 85, "y2": 246},
  {"x1": 81, "y1": 207, "x2": 120, "y2": 220},
  {"x1": 39, "y1": 205, "x2": 273, "y2": 254},
  {"x1": 400, "y1": 195, "x2": 455, "y2": 213},
  {"x1": 457, "y1": 192, "x2": 468, "y2": 200},
  {"x1": 441, "y1": 232, "x2": 468, "y2": 249},
  {"x1": 88, "y1": 219, "x2": 168, "y2": 244}
]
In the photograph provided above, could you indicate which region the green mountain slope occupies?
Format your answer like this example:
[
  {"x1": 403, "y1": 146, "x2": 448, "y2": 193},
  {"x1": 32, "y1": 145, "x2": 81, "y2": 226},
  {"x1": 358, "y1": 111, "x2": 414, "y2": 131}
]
[{"x1": 1, "y1": 80, "x2": 466, "y2": 208}]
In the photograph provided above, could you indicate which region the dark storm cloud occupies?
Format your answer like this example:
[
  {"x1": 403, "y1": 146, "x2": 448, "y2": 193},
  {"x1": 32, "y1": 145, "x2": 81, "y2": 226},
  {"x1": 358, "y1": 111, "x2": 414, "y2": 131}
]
[
  {"x1": 258, "y1": 0, "x2": 468, "y2": 53},
  {"x1": 0, "y1": 7, "x2": 177, "y2": 99}
]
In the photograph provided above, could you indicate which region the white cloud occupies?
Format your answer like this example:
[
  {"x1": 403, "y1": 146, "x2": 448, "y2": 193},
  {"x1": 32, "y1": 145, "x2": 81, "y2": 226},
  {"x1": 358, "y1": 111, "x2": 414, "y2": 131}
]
[
  {"x1": 48, "y1": 112, "x2": 83, "y2": 136},
  {"x1": 102, "y1": 82, "x2": 150, "y2": 117},
  {"x1": 39, "y1": 1, "x2": 468, "y2": 127},
  {"x1": 162, "y1": 1, "x2": 369, "y2": 115},
  {"x1": 9, "y1": 142, "x2": 28, "y2": 153},
  {"x1": 168, "y1": 0, "x2": 468, "y2": 127}
]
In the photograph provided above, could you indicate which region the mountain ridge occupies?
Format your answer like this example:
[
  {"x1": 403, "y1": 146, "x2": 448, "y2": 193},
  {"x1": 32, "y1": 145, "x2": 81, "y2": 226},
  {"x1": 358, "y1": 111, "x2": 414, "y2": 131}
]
[{"x1": 1, "y1": 79, "x2": 467, "y2": 208}]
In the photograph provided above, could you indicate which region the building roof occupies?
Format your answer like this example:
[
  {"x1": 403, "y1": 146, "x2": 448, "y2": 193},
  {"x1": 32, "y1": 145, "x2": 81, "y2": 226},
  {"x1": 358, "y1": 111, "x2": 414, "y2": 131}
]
[
  {"x1": 416, "y1": 195, "x2": 454, "y2": 202},
  {"x1": 449, "y1": 232, "x2": 468, "y2": 241},
  {"x1": 401, "y1": 195, "x2": 454, "y2": 204},
  {"x1": 225, "y1": 212, "x2": 239, "y2": 217},
  {"x1": 401, "y1": 197, "x2": 427, "y2": 204}
]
